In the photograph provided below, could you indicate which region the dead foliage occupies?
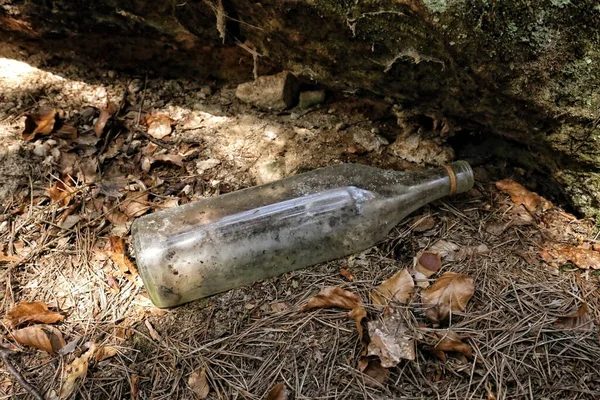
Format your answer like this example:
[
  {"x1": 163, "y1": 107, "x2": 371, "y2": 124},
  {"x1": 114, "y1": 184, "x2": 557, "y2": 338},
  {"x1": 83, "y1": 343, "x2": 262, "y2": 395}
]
[
  {"x1": 9, "y1": 325, "x2": 65, "y2": 353},
  {"x1": 421, "y1": 272, "x2": 475, "y2": 323},
  {"x1": 265, "y1": 383, "x2": 287, "y2": 400},
  {"x1": 4, "y1": 302, "x2": 64, "y2": 328},
  {"x1": 370, "y1": 269, "x2": 414, "y2": 305},
  {"x1": 302, "y1": 286, "x2": 366, "y2": 339},
  {"x1": 188, "y1": 368, "x2": 210, "y2": 399}
]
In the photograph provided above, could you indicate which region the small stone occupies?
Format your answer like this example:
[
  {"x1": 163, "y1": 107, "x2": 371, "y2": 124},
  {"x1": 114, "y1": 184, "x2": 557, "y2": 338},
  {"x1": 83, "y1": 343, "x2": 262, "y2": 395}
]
[
  {"x1": 107, "y1": 70, "x2": 117, "y2": 79},
  {"x1": 33, "y1": 143, "x2": 48, "y2": 157},
  {"x1": 128, "y1": 79, "x2": 143, "y2": 94},
  {"x1": 298, "y1": 90, "x2": 326, "y2": 109},
  {"x1": 376, "y1": 135, "x2": 389, "y2": 145},
  {"x1": 235, "y1": 71, "x2": 299, "y2": 111},
  {"x1": 335, "y1": 122, "x2": 348, "y2": 131},
  {"x1": 199, "y1": 86, "x2": 213, "y2": 99}
]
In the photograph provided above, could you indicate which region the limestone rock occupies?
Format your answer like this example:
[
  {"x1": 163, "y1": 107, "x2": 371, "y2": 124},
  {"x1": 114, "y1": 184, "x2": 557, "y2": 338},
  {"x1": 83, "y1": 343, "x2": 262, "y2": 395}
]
[{"x1": 236, "y1": 72, "x2": 299, "y2": 111}]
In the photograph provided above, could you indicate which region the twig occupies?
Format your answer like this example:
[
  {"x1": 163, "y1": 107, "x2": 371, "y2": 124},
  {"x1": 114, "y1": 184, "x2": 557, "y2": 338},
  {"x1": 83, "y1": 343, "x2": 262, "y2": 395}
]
[
  {"x1": 0, "y1": 346, "x2": 45, "y2": 400},
  {"x1": 136, "y1": 73, "x2": 148, "y2": 127}
]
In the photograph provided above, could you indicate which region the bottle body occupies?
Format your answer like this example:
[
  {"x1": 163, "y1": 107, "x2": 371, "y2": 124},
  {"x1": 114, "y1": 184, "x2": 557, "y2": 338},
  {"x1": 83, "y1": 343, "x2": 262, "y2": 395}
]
[{"x1": 132, "y1": 161, "x2": 474, "y2": 307}]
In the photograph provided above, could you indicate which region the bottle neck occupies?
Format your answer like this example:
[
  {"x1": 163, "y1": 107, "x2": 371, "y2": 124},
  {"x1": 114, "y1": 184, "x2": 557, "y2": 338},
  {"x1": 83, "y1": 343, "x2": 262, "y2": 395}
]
[{"x1": 380, "y1": 161, "x2": 474, "y2": 219}]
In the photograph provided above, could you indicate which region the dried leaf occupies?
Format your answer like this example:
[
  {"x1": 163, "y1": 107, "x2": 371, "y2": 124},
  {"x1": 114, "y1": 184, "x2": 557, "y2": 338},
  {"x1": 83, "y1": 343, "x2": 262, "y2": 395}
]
[
  {"x1": 414, "y1": 251, "x2": 442, "y2": 278},
  {"x1": 144, "y1": 112, "x2": 174, "y2": 139},
  {"x1": 454, "y1": 244, "x2": 490, "y2": 261},
  {"x1": 22, "y1": 107, "x2": 56, "y2": 141},
  {"x1": 412, "y1": 216, "x2": 436, "y2": 232},
  {"x1": 302, "y1": 286, "x2": 366, "y2": 339},
  {"x1": 371, "y1": 269, "x2": 414, "y2": 306},
  {"x1": 269, "y1": 302, "x2": 289, "y2": 313},
  {"x1": 265, "y1": 383, "x2": 287, "y2": 400},
  {"x1": 105, "y1": 206, "x2": 129, "y2": 227},
  {"x1": 4, "y1": 301, "x2": 64, "y2": 328},
  {"x1": 151, "y1": 154, "x2": 184, "y2": 167},
  {"x1": 59, "y1": 215, "x2": 81, "y2": 230},
  {"x1": 541, "y1": 243, "x2": 600, "y2": 270},
  {"x1": 157, "y1": 197, "x2": 180, "y2": 210},
  {"x1": 48, "y1": 180, "x2": 75, "y2": 207},
  {"x1": 9, "y1": 325, "x2": 66, "y2": 353},
  {"x1": 362, "y1": 359, "x2": 390, "y2": 387},
  {"x1": 367, "y1": 311, "x2": 415, "y2": 367},
  {"x1": 120, "y1": 192, "x2": 150, "y2": 218},
  {"x1": 55, "y1": 124, "x2": 78, "y2": 141},
  {"x1": 496, "y1": 179, "x2": 545, "y2": 213},
  {"x1": 95, "y1": 346, "x2": 117, "y2": 362},
  {"x1": 144, "y1": 320, "x2": 162, "y2": 342},
  {"x1": 130, "y1": 374, "x2": 140, "y2": 400},
  {"x1": 94, "y1": 102, "x2": 117, "y2": 137},
  {"x1": 430, "y1": 330, "x2": 472, "y2": 362},
  {"x1": 429, "y1": 240, "x2": 460, "y2": 260},
  {"x1": 0, "y1": 254, "x2": 21, "y2": 263},
  {"x1": 421, "y1": 272, "x2": 475, "y2": 323},
  {"x1": 188, "y1": 368, "x2": 210, "y2": 399},
  {"x1": 59, "y1": 343, "x2": 96, "y2": 398},
  {"x1": 554, "y1": 303, "x2": 594, "y2": 331},
  {"x1": 339, "y1": 267, "x2": 355, "y2": 281},
  {"x1": 108, "y1": 236, "x2": 139, "y2": 283}
]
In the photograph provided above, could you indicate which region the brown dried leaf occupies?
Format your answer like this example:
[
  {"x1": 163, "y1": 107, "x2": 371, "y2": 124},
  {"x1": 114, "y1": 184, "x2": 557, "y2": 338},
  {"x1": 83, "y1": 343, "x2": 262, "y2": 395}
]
[
  {"x1": 0, "y1": 254, "x2": 21, "y2": 263},
  {"x1": 362, "y1": 359, "x2": 390, "y2": 387},
  {"x1": 130, "y1": 374, "x2": 140, "y2": 400},
  {"x1": 144, "y1": 320, "x2": 163, "y2": 342},
  {"x1": 188, "y1": 368, "x2": 210, "y2": 399},
  {"x1": 454, "y1": 244, "x2": 490, "y2": 261},
  {"x1": 120, "y1": 192, "x2": 150, "y2": 218},
  {"x1": 4, "y1": 301, "x2": 64, "y2": 328},
  {"x1": 412, "y1": 216, "x2": 436, "y2": 232},
  {"x1": 9, "y1": 325, "x2": 66, "y2": 353},
  {"x1": 421, "y1": 272, "x2": 475, "y2": 323},
  {"x1": 151, "y1": 154, "x2": 184, "y2": 167},
  {"x1": 339, "y1": 267, "x2": 355, "y2": 281},
  {"x1": 302, "y1": 286, "x2": 366, "y2": 339},
  {"x1": 59, "y1": 343, "x2": 96, "y2": 398},
  {"x1": 94, "y1": 346, "x2": 117, "y2": 362},
  {"x1": 371, "y1": 269, "x2": 414, "y2": 306},
  {"x1": 554, "y1": 303, "x2": 594, "y2": 331},
  {"x1": 429, "y1": 240, "x2": 460, "y2": 260},
  {"x1": 495, "y1": 179, "x2": 545, "y2": 213},
  {"x1": 23, "y1": 107, "x2": 56, "y2": 141},
  {"x1": 144, "y1": 113, "x2": 174, "y2": 139},
  {"x1": 430, "y1": 330, "x2": 472, "y2": 362},
  {"x1": 94, "y1": 102, "x2": 117, "y2": 137},
  {"x1": 55, "y1": 124, "x2": 78, "y2": 141},
  {"x1": 265, "y1": 383, "x2": 287, "y2": 400},
  {"x1": 415, "y1": 251, "x2": 442, "y2": 278},
  {"x1": 541, "y1": 243, "x2": 600, "y2": 270},
  {"x1": 367, "y1": 311, "x2": 415, "y2": 367},
  {"x1": 105, "y1": 206, "x2": 129, "y2": 227},
  {"x1": 47, "y1": 180, "x2": 75, "y2": 207},
  {"x1": 108, "y1": 236, "x2": 139, "y2": 283}
]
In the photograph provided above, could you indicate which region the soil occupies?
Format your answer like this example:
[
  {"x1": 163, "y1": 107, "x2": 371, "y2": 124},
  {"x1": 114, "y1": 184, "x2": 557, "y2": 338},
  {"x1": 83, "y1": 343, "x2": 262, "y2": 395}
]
[{"x1": 0, "y1": 43, "x2": 599, "y2": 399}]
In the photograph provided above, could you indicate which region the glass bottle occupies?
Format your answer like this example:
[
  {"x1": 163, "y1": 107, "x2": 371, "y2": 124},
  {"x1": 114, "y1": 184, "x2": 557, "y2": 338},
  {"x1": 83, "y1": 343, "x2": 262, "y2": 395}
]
[{"x1": 132, "y1": 161, "x2": 474, "y2": 307}]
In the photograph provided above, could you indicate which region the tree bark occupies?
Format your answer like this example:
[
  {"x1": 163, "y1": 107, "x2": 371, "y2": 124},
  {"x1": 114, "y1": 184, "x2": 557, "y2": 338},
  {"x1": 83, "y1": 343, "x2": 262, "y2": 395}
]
[{"x1": 2, "y1": 0, "x2": 600, "y2": 216}]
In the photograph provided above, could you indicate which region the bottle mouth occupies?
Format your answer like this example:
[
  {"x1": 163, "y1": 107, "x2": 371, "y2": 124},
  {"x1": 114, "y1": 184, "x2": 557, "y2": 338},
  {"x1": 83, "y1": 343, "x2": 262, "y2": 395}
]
[{"x1": 445, "y1": 161, "x2": 474, "y2": 195}]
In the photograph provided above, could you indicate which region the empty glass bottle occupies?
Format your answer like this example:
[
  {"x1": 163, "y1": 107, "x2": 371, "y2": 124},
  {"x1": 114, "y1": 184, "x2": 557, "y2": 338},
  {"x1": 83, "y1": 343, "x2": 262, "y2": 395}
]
[{"x1": 132, "y1": 161, "x2": 474, "y2": 307}]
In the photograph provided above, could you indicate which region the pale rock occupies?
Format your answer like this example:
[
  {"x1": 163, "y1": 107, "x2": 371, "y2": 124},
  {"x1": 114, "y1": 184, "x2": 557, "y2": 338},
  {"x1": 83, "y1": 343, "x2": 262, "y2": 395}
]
[{"x1": 236, "y1": 71, "x2": 299, "y2": 111}]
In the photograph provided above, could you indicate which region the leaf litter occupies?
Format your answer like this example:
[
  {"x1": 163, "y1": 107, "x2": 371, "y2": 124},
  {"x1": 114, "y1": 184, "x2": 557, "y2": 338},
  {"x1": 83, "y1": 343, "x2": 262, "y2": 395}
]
[
  {"x1": 2, "y1": 61, "x2": 600, "y2": 399},
  {"x1": 4, "y1": 302, "x2": 64, "y2": 328}
]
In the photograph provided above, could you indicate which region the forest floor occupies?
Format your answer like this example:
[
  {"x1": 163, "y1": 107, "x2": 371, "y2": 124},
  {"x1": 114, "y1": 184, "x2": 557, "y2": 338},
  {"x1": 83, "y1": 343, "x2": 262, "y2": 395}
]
[{"x1": 1, "y1": 44, "x2": 600, "y2": 400}]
